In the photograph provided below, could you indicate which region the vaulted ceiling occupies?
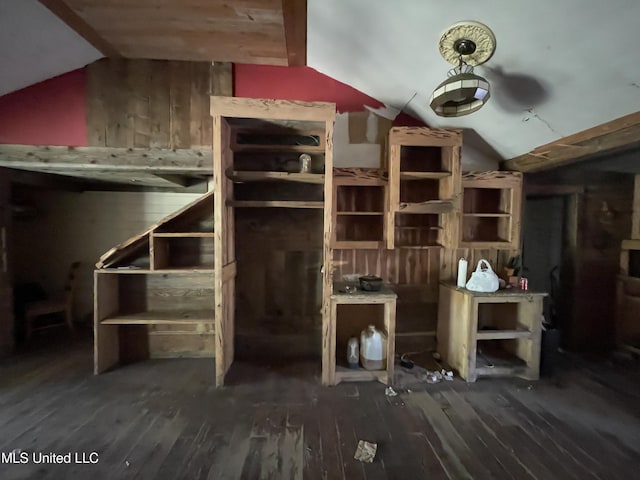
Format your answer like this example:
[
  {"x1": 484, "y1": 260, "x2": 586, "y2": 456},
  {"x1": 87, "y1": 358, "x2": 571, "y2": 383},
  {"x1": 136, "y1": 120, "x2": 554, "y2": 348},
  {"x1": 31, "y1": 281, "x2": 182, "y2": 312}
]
[{"x1": 1, "y1": 0, "x2": 640, "y2": 167}]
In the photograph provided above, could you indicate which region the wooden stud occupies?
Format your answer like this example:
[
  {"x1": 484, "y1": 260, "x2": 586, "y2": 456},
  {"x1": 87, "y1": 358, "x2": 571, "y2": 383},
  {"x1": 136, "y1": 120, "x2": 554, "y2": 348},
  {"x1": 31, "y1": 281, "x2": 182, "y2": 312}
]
[
  {"x1": 633, "y1": 175, "x2": 640, "y2": 239},
  {"x1": 322, "y1": 117, "x2": 335, "y2": 384},
  {"x1": 94, "y1": 272, "x2": 120, "y2": 374}
]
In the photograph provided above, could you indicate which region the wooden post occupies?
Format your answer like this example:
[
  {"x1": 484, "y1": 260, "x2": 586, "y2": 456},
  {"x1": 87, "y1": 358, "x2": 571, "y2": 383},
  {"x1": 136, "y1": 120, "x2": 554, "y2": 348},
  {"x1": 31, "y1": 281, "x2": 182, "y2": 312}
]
[
  {"x1": 0, "y1": 169, "x2": 13, "y2": 357},
  {"x1": 632, "y1": 175, "x2": 640, "y2": 240}
]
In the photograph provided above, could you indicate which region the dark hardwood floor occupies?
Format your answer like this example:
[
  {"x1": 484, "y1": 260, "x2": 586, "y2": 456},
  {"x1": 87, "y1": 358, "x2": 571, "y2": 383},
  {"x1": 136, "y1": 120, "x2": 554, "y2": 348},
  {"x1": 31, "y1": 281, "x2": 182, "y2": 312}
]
[{"x1": 1, "y1": 335, "x2": 639, "y2": 480}]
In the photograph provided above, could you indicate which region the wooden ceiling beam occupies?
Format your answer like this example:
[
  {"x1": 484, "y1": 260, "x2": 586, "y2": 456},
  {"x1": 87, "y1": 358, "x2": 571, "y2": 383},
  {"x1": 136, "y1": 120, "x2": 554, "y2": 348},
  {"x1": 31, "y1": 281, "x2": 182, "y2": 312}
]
[
  {"x1": 0, "y1": 145, "x2": 212, "y2": 174},
  {"x1": 282, "y1": 0, "x2": 307, "y2": 66},
  {"x1": 502, "y1": 111, "x2": 640, "y2": 173},
  {"x1": 38, "y1": 0, "x2": 121, "y2": 57}
]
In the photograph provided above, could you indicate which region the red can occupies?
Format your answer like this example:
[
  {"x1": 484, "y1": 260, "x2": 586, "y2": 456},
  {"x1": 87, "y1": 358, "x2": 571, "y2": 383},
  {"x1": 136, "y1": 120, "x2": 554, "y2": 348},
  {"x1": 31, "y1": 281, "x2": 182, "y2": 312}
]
[{"x1": 519, "y1": 277, "x2": 528, "y2": 291}]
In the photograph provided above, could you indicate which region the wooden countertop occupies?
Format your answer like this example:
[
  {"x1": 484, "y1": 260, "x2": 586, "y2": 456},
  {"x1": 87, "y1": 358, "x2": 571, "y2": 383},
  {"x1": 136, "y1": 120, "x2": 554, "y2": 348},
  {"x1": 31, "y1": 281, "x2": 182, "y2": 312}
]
[
  {"x1": 331, "y1": 283, "x2": 397, "y2": 300},
  {"x1": 440, "y1": 283, "x2": 548, "y2": 298}
]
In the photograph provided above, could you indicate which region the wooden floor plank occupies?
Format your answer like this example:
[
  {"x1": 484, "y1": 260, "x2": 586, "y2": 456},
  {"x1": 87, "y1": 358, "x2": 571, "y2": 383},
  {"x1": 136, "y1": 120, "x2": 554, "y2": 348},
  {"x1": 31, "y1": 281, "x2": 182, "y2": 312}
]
[
  {"x1": 438, "y1": 390, "x2": 531, "y2": 480},
  {"x1": 405, "y1": 391, "x2": 491, "y2": 479},
  {"x1": 1, "y1": 339, "x2": 639, "y2": 480}
]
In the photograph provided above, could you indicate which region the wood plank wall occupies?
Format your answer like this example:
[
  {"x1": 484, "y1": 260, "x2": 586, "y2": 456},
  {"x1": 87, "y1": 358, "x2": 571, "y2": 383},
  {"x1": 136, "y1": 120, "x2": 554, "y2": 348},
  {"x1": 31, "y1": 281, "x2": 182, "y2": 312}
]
[
  {"x1": 526, "y1": 171, "x2": 634, "y2": 350},
  {"x1": 87, "y1": 59, "x2": 214, "y2": 148},
  {"x1": 571, "y1": 182, "x2": 633, "y2": 350},
  {"x1": 235, "y1": 209, "x2": 324, "y2": 360},
  {"x1": 12, "y1": 190, "x2": 202, "y2": 321}
]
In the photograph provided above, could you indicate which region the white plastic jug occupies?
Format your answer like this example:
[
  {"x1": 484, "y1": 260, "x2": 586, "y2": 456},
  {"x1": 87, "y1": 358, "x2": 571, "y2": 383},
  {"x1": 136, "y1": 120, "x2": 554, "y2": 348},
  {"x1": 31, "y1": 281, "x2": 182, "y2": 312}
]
[{"x1": 360, "y1": 325, "x2": 387, "y2": 370}]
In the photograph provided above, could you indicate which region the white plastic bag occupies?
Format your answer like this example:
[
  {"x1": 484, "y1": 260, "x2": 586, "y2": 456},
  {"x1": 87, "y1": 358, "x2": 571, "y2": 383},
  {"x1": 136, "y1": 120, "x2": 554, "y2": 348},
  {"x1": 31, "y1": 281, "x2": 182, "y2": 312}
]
[{"x1": 465, "y1": 259, "x2": 499, "y2": 292}]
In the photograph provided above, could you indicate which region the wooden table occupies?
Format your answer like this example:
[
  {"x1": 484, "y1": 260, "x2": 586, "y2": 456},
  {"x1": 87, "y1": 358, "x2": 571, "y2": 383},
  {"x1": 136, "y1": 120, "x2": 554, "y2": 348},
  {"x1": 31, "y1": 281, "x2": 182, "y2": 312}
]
[
  {"x1": 437, "y1": 284, "x2": 547, "y2": 382},
  {"x1": 323, "y1": 284, "x2": 397, "y2": 385}
]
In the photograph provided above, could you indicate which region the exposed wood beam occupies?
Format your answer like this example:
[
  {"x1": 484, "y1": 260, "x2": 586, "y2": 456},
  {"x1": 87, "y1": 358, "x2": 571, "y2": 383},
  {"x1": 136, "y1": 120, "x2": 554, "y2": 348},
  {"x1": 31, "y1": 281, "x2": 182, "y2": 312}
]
[
  {"x1": 282, "y1": 0, "x2": 307, "y2": 66},
  {"x1": 0, "y1": 145, "x2": 212, "y2": 174},
  {"x1": 38, "y1": 0, "x2": 121, "y2": 58},
  {"x1": 211, "y1": 62, "x2": 233, "y2": 97},
  {"x1": 502, "y1": 112, "x2": 640, "y2": 172}
]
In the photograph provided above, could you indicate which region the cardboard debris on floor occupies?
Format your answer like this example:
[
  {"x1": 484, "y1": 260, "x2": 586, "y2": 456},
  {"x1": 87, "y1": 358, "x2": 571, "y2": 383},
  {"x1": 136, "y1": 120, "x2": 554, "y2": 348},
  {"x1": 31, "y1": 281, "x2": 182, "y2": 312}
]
[{"x1": 354, "y1": 440, "x2": 378, "y2": 463}]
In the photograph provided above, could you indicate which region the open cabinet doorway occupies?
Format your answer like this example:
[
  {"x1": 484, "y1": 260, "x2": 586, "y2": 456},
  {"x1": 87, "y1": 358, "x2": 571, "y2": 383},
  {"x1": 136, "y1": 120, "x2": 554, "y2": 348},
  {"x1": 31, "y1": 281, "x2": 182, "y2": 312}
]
[{"x1": 522, "y1": 194, "x2": 577, "y2": 349}]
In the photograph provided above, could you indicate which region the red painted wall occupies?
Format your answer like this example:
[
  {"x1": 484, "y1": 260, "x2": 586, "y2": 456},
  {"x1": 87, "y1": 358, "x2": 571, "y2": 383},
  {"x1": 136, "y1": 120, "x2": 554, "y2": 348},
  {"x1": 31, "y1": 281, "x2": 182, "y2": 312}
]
[
  {"x1": 235, "y1": 64, "x2": 385, "y2": 113},
  {"x1": 0, "y1": 64, "x2": 420, "y2": 146},
  {"x1": 0, "y1": 69, "x2": 87, "y2": 146},
  {"x1": 234, "y1": 64, "x2": 422, "y2": 125}
]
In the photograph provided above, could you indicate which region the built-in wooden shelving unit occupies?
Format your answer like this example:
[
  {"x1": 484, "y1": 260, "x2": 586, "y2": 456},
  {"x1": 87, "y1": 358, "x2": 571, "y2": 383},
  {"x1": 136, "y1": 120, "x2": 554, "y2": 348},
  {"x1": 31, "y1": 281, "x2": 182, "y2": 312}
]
[
  {"x1": 332, "y1": 168, "x2": 387, "y2": 249},
  {"x1": 387, "y1": 127, "x2": 462, "y2": 249},
  {"x1": 460, "y1": 171, "x2": 522, "y2": 249},
  {"x1": 94, "y1": 191, "x2": 216, "y2": 372}
]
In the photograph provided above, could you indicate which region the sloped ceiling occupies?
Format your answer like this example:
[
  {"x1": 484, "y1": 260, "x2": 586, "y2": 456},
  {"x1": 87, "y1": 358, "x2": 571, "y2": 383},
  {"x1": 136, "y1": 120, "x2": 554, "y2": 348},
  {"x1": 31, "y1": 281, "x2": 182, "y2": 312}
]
[
  {"x1": 0, "y1": 0, "x2": 102, "y2": 96},
  {"x1": 1, "y1": 0, "x2": 640, "y2": 165},
  {"x1": 307, "y1": 0, "x2": 640, "y2": 160}
]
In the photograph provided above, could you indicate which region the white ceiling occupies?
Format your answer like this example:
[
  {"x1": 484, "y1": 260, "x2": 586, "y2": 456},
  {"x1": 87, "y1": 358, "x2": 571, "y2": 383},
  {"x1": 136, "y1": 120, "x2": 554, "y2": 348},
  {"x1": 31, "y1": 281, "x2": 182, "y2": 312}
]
[
  {"x1": 307, "y1": 0, "x2": 640, "y2": 161},
  {"x1": 1, "y1": 0, "x2": 640, "y2": 164},
  {"x1": 0, "y1": 0, "x2": 101, "y2": 96}
]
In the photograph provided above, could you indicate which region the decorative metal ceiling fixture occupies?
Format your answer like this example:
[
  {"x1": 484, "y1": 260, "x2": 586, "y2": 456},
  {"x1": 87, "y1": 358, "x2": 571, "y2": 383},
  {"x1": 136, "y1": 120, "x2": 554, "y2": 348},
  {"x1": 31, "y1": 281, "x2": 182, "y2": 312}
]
[{"x1": 430, "y1": 21, "x2": 496, "y2": 117}]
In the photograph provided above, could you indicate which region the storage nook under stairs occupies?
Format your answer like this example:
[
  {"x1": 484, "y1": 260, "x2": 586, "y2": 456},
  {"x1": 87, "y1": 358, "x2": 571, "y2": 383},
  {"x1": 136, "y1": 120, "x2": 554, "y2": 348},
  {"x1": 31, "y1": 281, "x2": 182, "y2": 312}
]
[{"x1": 94, "y1": 191, "x2": 216, "y2": 376}]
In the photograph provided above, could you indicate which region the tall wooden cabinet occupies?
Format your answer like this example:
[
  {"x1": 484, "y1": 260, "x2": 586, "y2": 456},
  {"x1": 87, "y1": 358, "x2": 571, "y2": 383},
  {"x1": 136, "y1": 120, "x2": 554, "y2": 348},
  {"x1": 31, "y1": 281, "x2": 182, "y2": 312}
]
[{"x1": 212, "y1": 97, "x2": 336, "y2": 385}]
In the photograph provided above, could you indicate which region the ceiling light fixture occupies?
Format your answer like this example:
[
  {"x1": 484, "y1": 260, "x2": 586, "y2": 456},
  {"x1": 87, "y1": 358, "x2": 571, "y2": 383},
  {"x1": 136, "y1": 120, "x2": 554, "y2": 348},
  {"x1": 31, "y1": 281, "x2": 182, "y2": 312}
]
[{"x1": 430, "y1": 21, "x2": 496, "y2": 117}]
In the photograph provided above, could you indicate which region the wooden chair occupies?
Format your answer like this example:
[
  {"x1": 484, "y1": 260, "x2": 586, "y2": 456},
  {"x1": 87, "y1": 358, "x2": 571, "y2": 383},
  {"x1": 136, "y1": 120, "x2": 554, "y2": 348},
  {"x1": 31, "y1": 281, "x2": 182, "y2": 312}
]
[{"x1": 25, "y1": 262, "x2": 80, "y2": 339}]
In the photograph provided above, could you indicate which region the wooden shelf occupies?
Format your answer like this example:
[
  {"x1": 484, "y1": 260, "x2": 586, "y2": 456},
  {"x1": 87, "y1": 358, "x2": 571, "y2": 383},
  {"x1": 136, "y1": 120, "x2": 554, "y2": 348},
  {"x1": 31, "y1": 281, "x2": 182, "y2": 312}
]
[
  {"x1": 397, "y1": 200, "x2": 453, "y2": 214},
  {"x1": 395, "y1": 244, "x2": 443, "y2": 249},
  {"x1": 396, "y1": 331, "x2": 436, "y2": 337},
  {"x1": 400, "y1": 172, "x2": 451, "y2": 180},
  {"x1": 335, "y1": 366, "x2": 388, "y2": 383},
  {"x1": 462, "y1": 213, "x2": 511, "y2": 218},
  {"x1": 101, "y1": 310, "x2": 215, "y2": 325},
  {"x1": 227, "y1": 171, "x2": 325, "y2": 184},
  {"x1": 475, "y1": 347, "x2": 528, "y2": 377},
  {"x1": 333, "y1": 240, "x2": 384, "y2": 249},
  {"x1": 228, "y1": 200, "x2": 324, "y2": 209},
  {"x1": 475, "y1": 365, "x2": 528, "y2": 377},
  {"x1": 459, "y1": 240, "x2": 511, "y2": 248},
  {"x1": 618, "y1": 274, "x2": 640, "y2": 284},
  {"x1": 231, "y1": 144, "x2": 325, "y2": 153},
  {"x1": 100, "y1": 268, "x2": 215, "y2": 274},
  {"x1": 152, "y1": 232, "x2": 214, "y2": 238},
  {"x1": 476, "y1": 329, "x2": 532, "y2": 340},
  {"x1": 336, "y1": 211, "x2": 384, "y2": 216}
]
